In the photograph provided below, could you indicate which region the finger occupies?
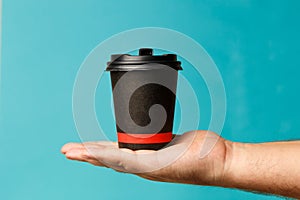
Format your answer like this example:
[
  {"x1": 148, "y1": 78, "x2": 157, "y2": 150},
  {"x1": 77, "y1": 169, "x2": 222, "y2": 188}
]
[
  {"x1": 83, "y1": 141, "x2": 118, "y2": 147},
  {"x1": 64, "y1": 145, "x2": 104, "y2": 159},
  {"x1": 65, "y1": 148, "x2": 107, "y2": 167},
  {"x1": 61, "y1": 143, "x2": 83, "y2": 154},
  {"x1": 61, "y1": 141, "x2": 117, "y2": 154},
  {"x1": 65, "y1": 148, "x2": 91, "y2": 161},
  {"x1": 77, "y1": 142, "x2": 119, "y2": 155},
  {"x1": 65, "y1": 146, "x2": 128, "y2": 170}
]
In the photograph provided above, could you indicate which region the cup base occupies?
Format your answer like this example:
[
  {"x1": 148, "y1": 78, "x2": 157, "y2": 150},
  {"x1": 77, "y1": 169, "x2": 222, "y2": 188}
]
[{"x1": 118, "y1": 142, "x2": 170, "y2": 151}]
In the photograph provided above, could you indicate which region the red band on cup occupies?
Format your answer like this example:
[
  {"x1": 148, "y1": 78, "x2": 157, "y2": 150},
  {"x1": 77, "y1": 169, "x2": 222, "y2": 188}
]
[{"x1": 117, "y1": 132, "x2": 173, "y2": 144}]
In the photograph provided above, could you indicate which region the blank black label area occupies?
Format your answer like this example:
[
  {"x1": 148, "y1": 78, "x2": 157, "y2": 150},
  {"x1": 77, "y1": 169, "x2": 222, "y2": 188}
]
[
  {"x1": 110, "y1": 71, "x2": 177, "y2": 134},
  {"x1": 128, "y1": 83, "x2": 175, "y2": 132}
]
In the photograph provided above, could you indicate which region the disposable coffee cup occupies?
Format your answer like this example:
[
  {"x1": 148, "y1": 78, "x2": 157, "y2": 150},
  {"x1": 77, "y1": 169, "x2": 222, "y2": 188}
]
[{"x1": 106, "y1": 48, "x2": 182, "y2": 150}]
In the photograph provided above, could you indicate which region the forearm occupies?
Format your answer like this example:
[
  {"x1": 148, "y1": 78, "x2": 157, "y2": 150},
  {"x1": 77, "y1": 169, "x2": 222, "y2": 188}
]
[{"x1": 221, "y1": 140, "x2": 300, "y2": 198}]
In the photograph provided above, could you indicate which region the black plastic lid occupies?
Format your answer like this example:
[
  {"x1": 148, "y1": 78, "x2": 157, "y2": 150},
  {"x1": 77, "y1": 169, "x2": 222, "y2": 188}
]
[{"x1": 106, "y1": 48, "x2": 182, "y2": 71}]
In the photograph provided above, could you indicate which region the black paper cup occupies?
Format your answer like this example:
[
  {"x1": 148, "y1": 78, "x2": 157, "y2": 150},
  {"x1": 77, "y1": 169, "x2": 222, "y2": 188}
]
[{"x1": 106, "y1": 48, "x2": 182, "y2": 150}]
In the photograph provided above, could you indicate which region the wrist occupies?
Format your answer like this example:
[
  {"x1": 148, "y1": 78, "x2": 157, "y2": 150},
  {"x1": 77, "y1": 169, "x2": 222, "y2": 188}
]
[
  {"x1": 219, "y1": 140, "x2": 248, "y2": 188},
  {"x1": 195, "y1": 135, "x2": 238, "y2": 187}
]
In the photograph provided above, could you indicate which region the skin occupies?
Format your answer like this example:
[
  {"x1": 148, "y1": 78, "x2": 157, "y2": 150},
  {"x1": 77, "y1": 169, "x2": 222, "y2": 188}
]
[{"x1": 61, "y1": 131, "x2": 300, "y2": 198}]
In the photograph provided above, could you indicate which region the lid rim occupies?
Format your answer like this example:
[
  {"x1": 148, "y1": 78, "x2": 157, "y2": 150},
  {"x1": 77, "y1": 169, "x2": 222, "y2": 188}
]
[
  {"x1": 106, "y1": 48, "x2": 183, "y2": 71},
  {"x1": 106, "y1": 64, "x2": 183, "y2": 71}
]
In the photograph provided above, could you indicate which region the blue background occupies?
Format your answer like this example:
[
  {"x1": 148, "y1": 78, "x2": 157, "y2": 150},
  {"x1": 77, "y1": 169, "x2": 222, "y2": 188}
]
[{"x1": 1, "y1": 0, "x2": 299, "y2": 199}]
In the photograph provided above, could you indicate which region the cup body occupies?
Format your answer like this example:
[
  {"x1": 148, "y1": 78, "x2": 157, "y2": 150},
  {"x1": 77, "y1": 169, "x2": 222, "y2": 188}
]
[{"x1": 110, "y1": 69, "x2": 178, "y2": 150}]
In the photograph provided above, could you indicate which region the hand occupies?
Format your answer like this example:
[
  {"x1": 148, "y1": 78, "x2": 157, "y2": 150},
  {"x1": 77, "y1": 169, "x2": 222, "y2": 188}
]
[
  {"x1": 61, "y1": 131, "x2": 230, "y2": 186},
  {"x1": 62, "y1": 131, "x2": 300, "y2": 198}
]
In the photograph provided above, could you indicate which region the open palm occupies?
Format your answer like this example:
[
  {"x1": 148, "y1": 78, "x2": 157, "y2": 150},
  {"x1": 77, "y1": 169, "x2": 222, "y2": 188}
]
[{"x1": 61, "y1": 131, "x2": 229, "y2": 186}]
